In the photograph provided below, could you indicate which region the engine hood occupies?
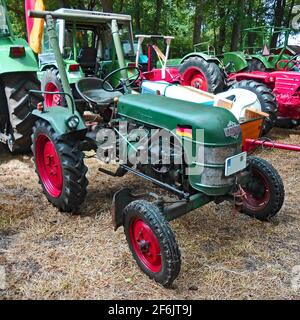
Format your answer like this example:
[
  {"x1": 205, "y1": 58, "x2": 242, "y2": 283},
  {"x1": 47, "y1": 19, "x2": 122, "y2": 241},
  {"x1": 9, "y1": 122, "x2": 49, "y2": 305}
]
[{"x1": 118, "y1": 94, "x2": 242, "y2": 147}]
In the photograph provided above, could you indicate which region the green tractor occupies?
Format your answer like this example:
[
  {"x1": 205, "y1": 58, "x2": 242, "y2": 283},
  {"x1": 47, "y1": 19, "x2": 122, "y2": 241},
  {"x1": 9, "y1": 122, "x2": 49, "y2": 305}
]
[
  {"x1": 38, "y1": 8, "x2": 136, "y2": 108},
  {"x1": 178, "y1": 26, "x2": 298, "y2": 94},
  {"x1": 223, "y1": 26, "x2": 298, "y2": 73},
  {"x1": 28, "y1": 9, "x2": 285, "y2": 287},
  {"x1": 0, "y1": 0, "x2": 40, "y2": 152}
]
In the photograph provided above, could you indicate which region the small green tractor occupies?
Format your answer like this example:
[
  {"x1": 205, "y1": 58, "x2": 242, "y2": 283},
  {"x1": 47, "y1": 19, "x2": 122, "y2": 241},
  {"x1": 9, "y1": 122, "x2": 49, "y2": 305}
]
[
  {"x1": 0, "y1": 0, "x2": 40, "y2": 152},
  {"x1": 28, "y1": 9, "x2": 285, "y2": 287}
]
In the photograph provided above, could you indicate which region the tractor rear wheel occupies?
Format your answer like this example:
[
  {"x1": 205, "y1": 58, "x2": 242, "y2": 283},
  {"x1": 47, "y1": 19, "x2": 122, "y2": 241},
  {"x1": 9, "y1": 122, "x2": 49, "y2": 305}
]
[
  {"x1": 123, "y1": 200, "x2": 181, "y2": 287},
  {"x1": 231, "y1": 80, "x2": 277, "y2": 135},
  {"x1": 32, "y1": 119, "x2": 88, "y2": 213},
  {"x1": 247, "y1": 58, "x2": 266, "y2": 72},
  {"x1": 41, "y1": 68, "x2": 66, "y2": 108},
  {"x1": 0, "y1": 72, "x2": 41, "y2": 152},
  {"x1": 240, "y1": 156, "x2": 284, "y2": 221},
  {"x1": 179, "y1": 56, "x2": 225, "y2": 94}
]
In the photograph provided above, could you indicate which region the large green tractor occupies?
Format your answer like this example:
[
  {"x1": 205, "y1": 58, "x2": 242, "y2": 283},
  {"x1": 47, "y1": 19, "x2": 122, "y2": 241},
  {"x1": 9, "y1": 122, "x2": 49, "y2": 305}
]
[
  {"x1": 177, "y1": 27, "x2": 298, "y2": 94},
  {"x1": 28, "y1": 9, "x2": 285, "y2": 287},
  {"x1": 178, "y1": 42, "x2": 226, "y2": 94},
  {"x1": 223, "y1": 27, "x2": 298, "y2": 73},
  {"x1": 38, "y1": 8, "x2": 136, "y2": 108},
  {"x1": 0, "y1": 0, "x2": 40, "y2": 152}
]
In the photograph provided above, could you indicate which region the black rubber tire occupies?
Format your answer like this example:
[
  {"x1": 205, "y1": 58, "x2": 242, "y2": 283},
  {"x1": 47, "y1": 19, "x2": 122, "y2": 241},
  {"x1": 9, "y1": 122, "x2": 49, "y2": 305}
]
[
  {"x1": 231, "y1": 80, "x2": 278, "y2": 135},
  {"x1": 0, "y1": 72, "x2": 41, "y2": 152},
  {"x1": 179, "y1": 56, "x2": 225, "y2": 94},
  {"x1": 247, "y1": 58, "x2": 266, "y2": 72},
  {"x1": 240, "y1": 156, "x2": 285, "y2": 221},
  {"x1": 41, "y1": 68, "x2": 66, "y2": 107},
  {"x1": 123, "y1": 200, "x2": 181, "y2": 287},
  {"x1": 32, "y1": 119, "x2": 88, "y2": 213}
]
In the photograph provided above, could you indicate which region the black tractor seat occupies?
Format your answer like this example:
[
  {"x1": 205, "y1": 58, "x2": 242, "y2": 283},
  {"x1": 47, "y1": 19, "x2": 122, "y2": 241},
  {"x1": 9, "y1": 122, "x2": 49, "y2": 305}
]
[
  {"x1": 78, "y1": 48, "x2": 97, "y2": 74},
  {"x1": 75, "y1": 78, "x2": 122, "y2": 107}
]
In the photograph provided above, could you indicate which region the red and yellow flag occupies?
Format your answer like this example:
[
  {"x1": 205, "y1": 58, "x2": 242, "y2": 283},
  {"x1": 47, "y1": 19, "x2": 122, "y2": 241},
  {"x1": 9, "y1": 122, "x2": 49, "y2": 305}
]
[
  {"x1": 176, "y1": 126, "x2": 193, "y2": 139},
  {"x1": 25, "y1": 0, "x2": 45, "y2": 54}
]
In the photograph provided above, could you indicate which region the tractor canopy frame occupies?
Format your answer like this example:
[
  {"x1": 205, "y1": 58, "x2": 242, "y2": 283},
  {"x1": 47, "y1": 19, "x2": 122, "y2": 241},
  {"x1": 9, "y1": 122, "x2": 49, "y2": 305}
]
[{"x1": 35, "y1": 8, "x2": 135, "y2": 83}]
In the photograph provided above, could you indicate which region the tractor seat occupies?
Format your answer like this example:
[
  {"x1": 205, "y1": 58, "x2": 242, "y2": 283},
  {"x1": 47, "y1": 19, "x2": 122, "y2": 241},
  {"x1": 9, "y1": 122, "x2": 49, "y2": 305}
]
[
  {"x1": 75, "y1": 78, "x2": 122, "y2": 107},
  {"x1": 78, "y1": 48, "x2": 97, "y2": 71}
]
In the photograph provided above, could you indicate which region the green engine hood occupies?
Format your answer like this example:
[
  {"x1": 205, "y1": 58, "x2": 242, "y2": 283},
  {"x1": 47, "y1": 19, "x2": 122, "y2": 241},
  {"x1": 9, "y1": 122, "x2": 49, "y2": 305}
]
[{"x1": 117, "y1": 94, "x2": 242, "y2": 147}]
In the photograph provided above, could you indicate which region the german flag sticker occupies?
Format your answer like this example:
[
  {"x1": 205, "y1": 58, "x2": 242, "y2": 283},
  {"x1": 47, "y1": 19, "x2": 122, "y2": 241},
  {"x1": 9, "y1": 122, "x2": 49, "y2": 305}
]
[{"x1": 176, "y1": 126, "x2": 193, "y2": 139}]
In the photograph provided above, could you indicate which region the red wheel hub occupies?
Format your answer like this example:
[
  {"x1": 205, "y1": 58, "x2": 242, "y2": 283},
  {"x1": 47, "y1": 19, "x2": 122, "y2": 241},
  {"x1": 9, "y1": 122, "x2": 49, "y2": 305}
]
[
  {"x1": 182, "y1": 67, "x2": 208, "y2": 91},
  {"x1": 243, "y1": 169, "x2": 270, "y2": 212},
  {"x1": 35, "y1": 134, "x2": 63, "y2": 198},
  {"x1": 130, "y1": 218, "x2": 162, "y2": 273},
  {"x1": 45, "y1": 82, "x2": 61, "y2": 107}
]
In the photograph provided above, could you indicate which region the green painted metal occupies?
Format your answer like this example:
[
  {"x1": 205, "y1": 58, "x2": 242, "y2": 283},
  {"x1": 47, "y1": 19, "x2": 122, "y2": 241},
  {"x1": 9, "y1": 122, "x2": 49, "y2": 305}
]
[
  {"x1": 0, "y1": 38, "x2": 38, "y2": 74},
  {"x1": 44, "y1": 15, "x2": 75, "y2": 113},
  {"x1": 0, "y1": 0, "x2": 38, "y2": 74},
  {"x1": 32, "y1": 107, "x2": 86, "y2": 135},
  {"x1": 38, "y1": 59, "x2": 84, "y2": 84},
  {"x1": 222, "y1": 52, "x2": 251, "y2": 72},
  {"x1": 180, "y1": 52, "x2": 221, "y2": 65},
  {"x1": 163, "y1": 193, "x2": 212, "y2": 221},
  {"x1": 118, "y1": 94, "x2": 242, "y2": 196},
  {"x1": 118, "y1": 94, "x2": 240, "y2": 146}
]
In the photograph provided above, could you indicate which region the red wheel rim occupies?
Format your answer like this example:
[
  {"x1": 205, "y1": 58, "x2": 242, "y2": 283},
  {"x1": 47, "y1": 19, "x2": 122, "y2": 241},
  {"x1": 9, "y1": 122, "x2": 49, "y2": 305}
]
[
  {"x1": 181, "y1": 67, "x2": 208, "y2": 91},
  {"x1": 243, "y1": 168, "x2": 270, "y2": 212},
  {"x1": 45, "y1": 82, "x2": 61, "y2": 107},
  {"x1": 35, "y1": 134, "x2": 63, "y2": 198},
  {"x1": 129, "y1": 218, "x2": 162, "y2": 273}
]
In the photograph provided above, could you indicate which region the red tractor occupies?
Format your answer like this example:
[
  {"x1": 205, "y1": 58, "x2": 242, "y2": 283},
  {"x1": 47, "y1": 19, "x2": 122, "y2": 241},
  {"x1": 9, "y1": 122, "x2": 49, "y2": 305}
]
[{"x1": 229, "y1": 67, "x2": 300, "y2": 128}]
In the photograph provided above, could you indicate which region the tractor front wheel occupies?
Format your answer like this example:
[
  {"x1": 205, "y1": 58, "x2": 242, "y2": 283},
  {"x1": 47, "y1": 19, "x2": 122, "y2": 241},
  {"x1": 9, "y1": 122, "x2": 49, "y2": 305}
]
[
  {"x1": 231, "y1": 80, "x2": 277, "y2": 135},
  {"x1": 32, "y1": 119, "x2": 88, "y2": 213},
  {"x1": 123, "y1": 200, "x2": 181, "y2": 287},
  {"x1": 179, "y1": 57, "x2": 225, "y2": 94},
  {"x1": 240, "y1": 156, "x2": 284, "y2": 221}
]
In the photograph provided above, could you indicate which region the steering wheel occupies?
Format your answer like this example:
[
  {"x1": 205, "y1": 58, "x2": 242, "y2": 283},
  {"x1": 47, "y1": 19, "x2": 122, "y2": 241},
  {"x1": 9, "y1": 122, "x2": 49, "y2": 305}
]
[
  {"x1": 102, "y1": 66, "x2": 141, "y2": 92},
  {"x1": 276, "y1": 55, "x2": 300, "y2": 71}
]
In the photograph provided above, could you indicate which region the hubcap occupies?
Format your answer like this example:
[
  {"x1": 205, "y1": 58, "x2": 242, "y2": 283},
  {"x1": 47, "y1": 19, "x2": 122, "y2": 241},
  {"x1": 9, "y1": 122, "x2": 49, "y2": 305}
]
[
  {"x1": 130, "y1": 218, "x2": 162, "y2": 273},
  {"x1": 182, "y1": 67, "x2": 208, "y2": 91},
  {"x1": 35, "y1": 134, "x2": 63, "y2": 198},
  {"x1": 45, "y1": 82, "x2": 61, "y2": 107},
  {"x1": 243, "y1": 168, "x2": 270, "y2": 212}
]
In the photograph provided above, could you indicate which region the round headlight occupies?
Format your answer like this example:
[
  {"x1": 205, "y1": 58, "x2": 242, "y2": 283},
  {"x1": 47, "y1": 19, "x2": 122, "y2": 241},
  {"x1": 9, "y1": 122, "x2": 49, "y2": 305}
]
[{"x1": 66, "y1": 115, "x2": 80, "y2": 130}]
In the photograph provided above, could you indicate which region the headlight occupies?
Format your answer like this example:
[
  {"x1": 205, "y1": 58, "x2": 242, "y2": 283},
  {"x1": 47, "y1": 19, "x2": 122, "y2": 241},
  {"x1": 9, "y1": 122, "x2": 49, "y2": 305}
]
[{"x1": 66, "y1": 115, "x2": 80, "y2": 130}]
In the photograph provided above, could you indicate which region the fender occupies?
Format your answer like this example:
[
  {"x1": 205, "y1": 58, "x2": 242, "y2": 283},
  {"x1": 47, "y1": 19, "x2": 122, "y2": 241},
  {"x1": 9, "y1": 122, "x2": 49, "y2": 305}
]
[
  {"x1": 0, "y1": 38, "x2": 38, "y2": 74},
  {"x1": 180, "y1": 52, "x2": 221, "y2": 65},
  {"x1": 223, "y1": 51, "x2": 251, "y2": 72},
  {"x1": 38, "y1": 60, "x2": 84, "y2": 84},
  {"x1": 32, "y1": 107, "x2": 86, "y2": 136}
]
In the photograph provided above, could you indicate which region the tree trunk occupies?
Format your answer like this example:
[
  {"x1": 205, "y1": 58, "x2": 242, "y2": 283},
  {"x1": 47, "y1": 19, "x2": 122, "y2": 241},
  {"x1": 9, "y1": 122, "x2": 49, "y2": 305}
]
[
  {"x1": 101, "y1": 0, "x2": 114, "y2": 12},
  {"x1": 135, "y1": 0, "x2": 142, "y2": 32},
  {"x1": 193, "y1": 0, "x2": 204, "y2": 45},
  {"x1": 60, "y1": 0, "x2": 70, "y2": 7},
  {"x1": 153, "y1": 0, "x2": 163, "y2": 35},
  {"x1": 230, "y1": 0, "x2": 245, "y2": 51},
  {"x1": 217, "y1": 3, "x2": 226, "y2": 53},
  {"x1": 271, "y1": 0, "x2": 287, "y2": 48},
  {"x1": 285, "y1": 0, "x2": 295, "y2": 27}
]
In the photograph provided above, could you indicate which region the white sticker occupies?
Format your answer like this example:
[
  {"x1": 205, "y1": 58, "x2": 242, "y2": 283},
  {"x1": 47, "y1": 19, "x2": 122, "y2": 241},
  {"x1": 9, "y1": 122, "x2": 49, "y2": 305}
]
[
  {"x1": 291, "y1": 265, "x2": 300, "y2": 291},
  {"x1": 0, "y1": 266, "x2": 6, "y2": 290}
]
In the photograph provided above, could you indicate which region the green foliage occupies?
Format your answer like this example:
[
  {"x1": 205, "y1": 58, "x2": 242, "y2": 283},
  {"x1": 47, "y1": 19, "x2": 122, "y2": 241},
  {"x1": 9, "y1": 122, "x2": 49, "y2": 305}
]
[{"x1": 6, "y1": 0, "x2": 300, "y2": 56}]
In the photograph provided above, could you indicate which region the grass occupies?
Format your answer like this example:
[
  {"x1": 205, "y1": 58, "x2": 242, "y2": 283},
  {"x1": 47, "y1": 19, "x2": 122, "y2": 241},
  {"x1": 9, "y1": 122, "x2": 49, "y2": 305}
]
[{"x1": 0, "y1": 127, "x2": 299, "y2": 300}]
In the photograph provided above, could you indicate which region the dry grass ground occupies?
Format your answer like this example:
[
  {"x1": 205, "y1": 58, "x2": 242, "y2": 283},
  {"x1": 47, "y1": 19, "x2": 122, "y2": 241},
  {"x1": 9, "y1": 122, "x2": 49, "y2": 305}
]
[{"x1": 0, "y1": 128, "x2": 299, "y2": 300}]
